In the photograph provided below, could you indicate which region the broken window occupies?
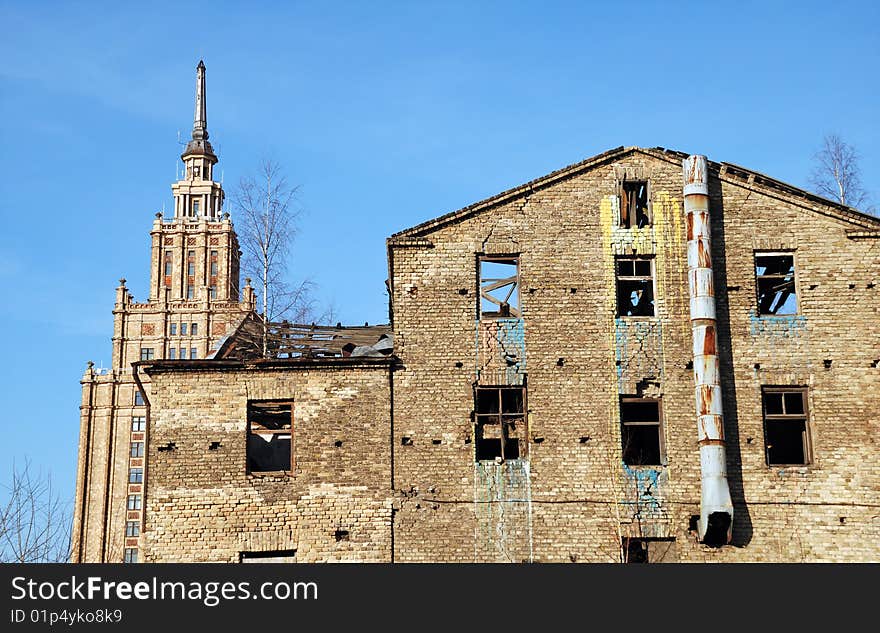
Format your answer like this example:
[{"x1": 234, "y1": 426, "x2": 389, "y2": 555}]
[
  {"x1": 140, "y1": 348, "x2": 154, "y2": 361},
  {"x1": 125, "y1": 521, "x2": 140, "y2": 538},
  {"x1": 123, "y1": 548, "x2": 138, "y2": 563},
  {"x1": 131, "y1": 416, "x2": 145, "y2": 432},
  {"x1": 130, "y1": 442, "x2": 144, "y2": 458},
  {"x1": 129, "y1": 467, "x2": 143, "y2": 484},
  {"x1": 474, "y1": 386, "x2": 527, "y2": 461},
  {"x1": 127, "y1": 494, "x2": 141, "y2": 511},
  {"x1": 479, "y1": 257, "x2": 520, "y2": 319},
  {"x1": 616, "y1": 257, "x2": 655, "y2": 317},
  {"x1": 620, "y1": 398, "x2": 663, "y2": 466},
  {"x1": 247, "y1": 401, "x2": 293, "y2": 473},
  {"x1": 622, "y1": 537, "x2": 677, "y2": 563},
  {"x1": 618, "y1": 179, "x2": 651, "y2": 228},
  {"x1": 762, "y1": 387, "x2": 810, "y2": 466},
  {"x1": 239, "y1": 549, "x2": 297, "y2": 563},
  {"x1": 755, "y1": 253, "x2": 797, "y2": 315}
]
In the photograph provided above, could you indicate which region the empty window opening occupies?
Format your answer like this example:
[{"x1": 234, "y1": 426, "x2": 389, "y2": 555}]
[
  {"x1": 129, "y1": 468, "x2": 143, "y2": 484},
  {"x1": 474, "y1": 386, "x2": 527, "y2": 461},
  {"x1": 239, "y1": 549, "x2": 297, "y2": 563},
  {"x1": 247, "y1": 401, "x2": 293, "y2": 473},
  {"x1": 763, "y1": 387, "x2": 810, "y2": 466},
  {"x1": 619, "y1": 180, "x2": 651, "y2": 228},
  {"x1": 130, "y1": 442, "x2": 144, "y2": 458},
  {"x1": 334, "y1": 529, "x2": 350, "y2": 542},
  {"x1": 127, "y1": 494, "x2": 142, "y2": 511},
  {"x1": 616, "y1": 257, "x2": 655, "y2": 317},
  {"x1": 125, "y1": 520, "x2": 140, "y2": 538},
  {"x1": 622, "y1": 537, "x2": 677, "y2": 563},
  {"x1": 620, "y1": 398, "x2": 663, "y2": 466},
  {"x1": 209, "y1": 441, "x2": 221, "y2": 450},
  {"x1": 157, "y1": 442, "x2": 176, "y2": 452},
  {"x1": 123, "y1": 548, "x2": 138, "y2": 564},
  {"x1": 479, "y1": 257, "x2": 520, "y2": 318},
  {"x1": 755, "y1": 253, "x2": 797, "y2": 315},
  {"x1": 131, "y1": 416, "x2": 146, "y2": 432}
]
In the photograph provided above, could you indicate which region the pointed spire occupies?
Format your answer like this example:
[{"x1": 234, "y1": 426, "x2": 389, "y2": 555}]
[
  {"x1": 182, "y1": 60, "x2": 216, "y2": 161},
  {"x1": 193, "y1": 60, "x2": 208, "y2": 142}
]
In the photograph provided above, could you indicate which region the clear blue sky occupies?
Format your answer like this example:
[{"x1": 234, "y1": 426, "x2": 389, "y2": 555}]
[{"x1": 1, "y1": 1, "x2": 877, "y2": 508}]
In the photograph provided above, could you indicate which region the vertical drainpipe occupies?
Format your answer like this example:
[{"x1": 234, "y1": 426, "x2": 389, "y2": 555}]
[{"x1": 683, "y1": 155, "x2": 733, "y2": 546}]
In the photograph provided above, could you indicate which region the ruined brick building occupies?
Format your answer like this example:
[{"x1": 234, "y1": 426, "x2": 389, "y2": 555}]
[{"x1": 73, "y1": 62, "x2": 880, "y2": 563}]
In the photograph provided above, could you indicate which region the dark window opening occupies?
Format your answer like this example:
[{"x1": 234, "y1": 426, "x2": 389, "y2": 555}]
[
  {"x1": 616, "y1": 257, "x2": 655, "y2": 317},
  {"x1": 622, "y1": 537, "x2": 677, "y2": 563},
  {"x1": 621, "y1": 398, "x2": 663, "y2": 466},
  {"x1": 479, "y1": 257, "x2": 520, "y2": 318},
  {"x1": 762, "y1": 388, "x2": 810, "y2": 466},
  {"x1": 475, "y1": 386, "x2": 526, "y2": 461},
  {"x1": 619, "y1": 180, "x2": 651, "y2": 228},
  {"x1": 755, "y1": 253, "x2": 797, "y2": 315},
  {"x1": 247, "y1": 401, "x2": 293, "y2": 473},
  {"x1": 334, "y1": 529, "x2": 350, "y2": 542},
  {"x1": 239, "y1": 549, "x2": 297, "y2": 563}
]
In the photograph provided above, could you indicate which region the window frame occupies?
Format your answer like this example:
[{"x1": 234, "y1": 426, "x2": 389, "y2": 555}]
[
  {"x1": 131, "y1": 416, "x2": 146, "y2": 432},
  {"x1": 761, "y1": 386, "x2": 812, "y2": 467},
  {"x1": 473, "y1": 384, "x2": 528, "y2": 462},
  {"x1": 615, "y1": 256, "x2": 656, "y2": 318},
  {"x1": 130, "y1": 441, "x2": 144, "y2": 458},
  {"x1": 478, "y1": 255, "x2": 521, "y2": 320},
  {"x1": 754, "y1": 250, "x2": 799, "y2": 316},
  {"x1": 134, "y1": 391, "x2": 145, "y2": 407},
  {"x1": 127, "y1": 494, "x2": 142, "y2": 511},
  {"x1": 139, "y1": 347, "x2": 154, "y2": 361},
  {"x1": 618, "y1": 179, "x2": 652, "y2": 229},
  {"x1": 123, "y1": 548, "x2": 138, "y2": 563},
  {"x1": 246, "y1": 400, "x2": 294, "y2": 475},
  {"x1": 125, "y1": 520, "x2": 140, "y2": 538},
  {"x1": 129, "y1": 467, "x2": 144, "y2": 484},
  {"x1": 619, "y1": 396, "x2": 665, "y2": 467}
]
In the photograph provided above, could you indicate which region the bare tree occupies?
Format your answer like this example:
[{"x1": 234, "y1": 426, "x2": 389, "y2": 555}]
[
  {"x1": 231, "y1": 159, "x2": 327, "y2": 356},
  {"x1": 809, "y1": 134, "x2": 874, "y2": 212},
  {"x1": 0, "y1": 459, "x2": 71, "y2": 563}
]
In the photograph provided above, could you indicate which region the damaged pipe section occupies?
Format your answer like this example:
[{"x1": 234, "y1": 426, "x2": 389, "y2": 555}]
[{"x1": 683, "y1": 155, "x2": 733, "y2": 546}]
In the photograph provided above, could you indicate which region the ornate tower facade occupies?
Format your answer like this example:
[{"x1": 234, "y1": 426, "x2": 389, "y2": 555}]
[{"x1": 72, "y1": 62, "x2": 255, "y2": 563}]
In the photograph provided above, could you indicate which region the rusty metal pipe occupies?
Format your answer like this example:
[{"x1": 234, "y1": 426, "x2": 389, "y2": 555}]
[{"x1": 683, "y1": 155, "x2": 733, "y2": 545}]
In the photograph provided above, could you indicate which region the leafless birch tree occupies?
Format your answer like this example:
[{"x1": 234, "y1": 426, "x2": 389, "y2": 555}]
[
  {"x1": 231, "y1": 159, "x2": 326, "y2": 356},
  {"x1": 0, "y1": 459, "x2": 71, "y2": 563},
  {"x1": 809, "y1": 134, "x2": 873, "y2": 212}
]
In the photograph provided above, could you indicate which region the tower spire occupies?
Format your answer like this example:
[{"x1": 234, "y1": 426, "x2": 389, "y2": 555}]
[
  {"x1": 193, "y1": 60, "x2": 208, "y2": 142},
  {"x1": 182, "y1": 60, "x2": 216, "y2": 160}
]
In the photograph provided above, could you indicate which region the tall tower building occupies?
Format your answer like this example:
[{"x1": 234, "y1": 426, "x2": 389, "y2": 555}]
[{"x1": 72, "y1": 62, "x2": 255, "y2": 563}]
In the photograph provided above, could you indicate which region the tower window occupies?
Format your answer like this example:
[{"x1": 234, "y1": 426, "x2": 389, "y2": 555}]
[
  {"x1": 210, "y1": 286, "x2": 217, "y2": 299},
  {"x1": 186, "y1": 285, "x2": 194, "y2": 299},
  {"x1": 129, "y1": 468, "x2": 143, "y2": 484},
  {"x1": 140, "y1": 348, "x2": 154, "y2": 361},
  {"x1": 134, "y1": 391, "x2": 144, "y2": 406},
  {"x1": 123, "y1": 548, "x2": 138, "y2": 564},
  {"x1": 190, "y1": 347, "x2": 197, "y2": 359},
  {"x1": 125, "y1": 521, "x2": 140, "y2": 538},
  {"x1": 130, "y1": 442, "x2": 144, "y2": 458},
  {"x1": 169, "y1": 347, "x2": 176, "y2": 360},
  {"x1": 131, "y1": 416, "x2": 146, "y2": 432},
  {"x1": 127, "y1": 494, "x2": 141, "y2": 511},
  {"x1": 191, "y1": 323, "x2": 198, "y2": 336},
  {"x1": 181, "y1": 323, "x2": 187, "y2": 336},
  {"x1": 179, "y1": 348, "x2": 187, "y2": 360},
  {"x1": 170, "y1": 323, "x2": 177, "y2": 336},
  {"x1": 163, "y1": 251, "x2": 173, "y2": 286}
]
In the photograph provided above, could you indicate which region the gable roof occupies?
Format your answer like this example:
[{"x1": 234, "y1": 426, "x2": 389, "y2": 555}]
[{"x1": 388, "y1": 146, "x2": 880, "y2": 241}]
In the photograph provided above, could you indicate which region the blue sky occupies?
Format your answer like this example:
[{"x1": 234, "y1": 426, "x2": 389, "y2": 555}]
[{"x1": 0, "y1": 1, "x2": 877, "y2": 508}]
